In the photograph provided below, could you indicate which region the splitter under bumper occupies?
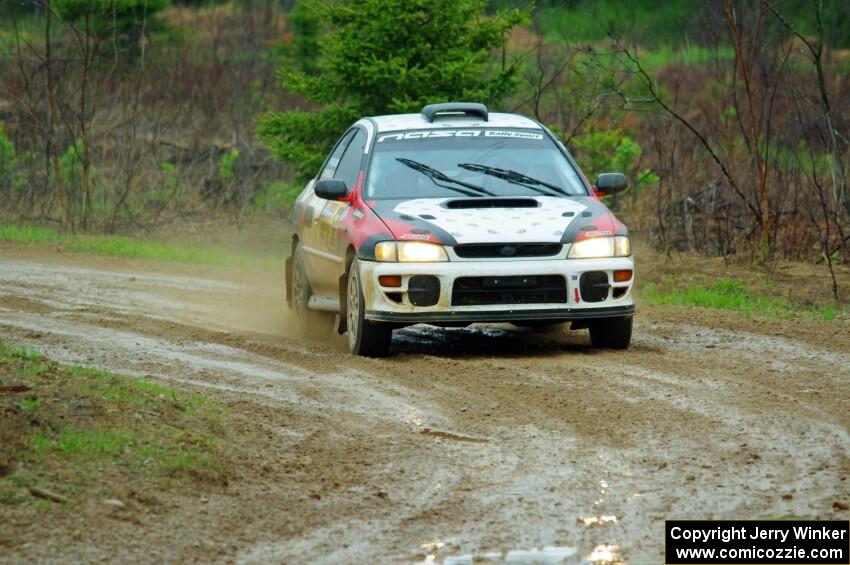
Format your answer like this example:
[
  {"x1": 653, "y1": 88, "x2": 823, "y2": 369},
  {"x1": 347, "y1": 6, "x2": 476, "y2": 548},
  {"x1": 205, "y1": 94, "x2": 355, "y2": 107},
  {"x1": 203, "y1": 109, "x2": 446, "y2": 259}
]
[{"x1": 366, "y1": 304, "x2": 635, "y2": 324}]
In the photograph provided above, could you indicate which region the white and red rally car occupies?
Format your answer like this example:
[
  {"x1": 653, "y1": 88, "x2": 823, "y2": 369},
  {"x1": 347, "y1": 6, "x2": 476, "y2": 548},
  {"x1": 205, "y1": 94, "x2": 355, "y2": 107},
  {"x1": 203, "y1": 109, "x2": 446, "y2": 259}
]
[{"x1": 286, "y1": 103, "x2": 635, "y2": 356}]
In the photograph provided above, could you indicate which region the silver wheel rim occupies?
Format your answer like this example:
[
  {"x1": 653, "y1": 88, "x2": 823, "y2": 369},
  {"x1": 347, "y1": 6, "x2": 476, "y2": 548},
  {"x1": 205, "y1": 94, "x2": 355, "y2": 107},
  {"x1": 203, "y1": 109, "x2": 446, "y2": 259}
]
[{"x1": 347, "y1": 264, "x2": 359, "y2": 350}]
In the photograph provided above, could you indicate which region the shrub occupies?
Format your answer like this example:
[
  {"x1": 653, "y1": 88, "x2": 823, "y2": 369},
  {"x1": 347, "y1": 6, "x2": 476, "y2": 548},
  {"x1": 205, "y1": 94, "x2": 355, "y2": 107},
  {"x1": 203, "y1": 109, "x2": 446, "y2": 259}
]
[
  {"x1": 0, "y1": 123, "x2": 26, "y2": 198},
  {"x1": 252, "y1": 180, "x2": 301, "y2": 212},
  {"x1": 570, "y1": 128, "x2": 657, "y2": 190}
]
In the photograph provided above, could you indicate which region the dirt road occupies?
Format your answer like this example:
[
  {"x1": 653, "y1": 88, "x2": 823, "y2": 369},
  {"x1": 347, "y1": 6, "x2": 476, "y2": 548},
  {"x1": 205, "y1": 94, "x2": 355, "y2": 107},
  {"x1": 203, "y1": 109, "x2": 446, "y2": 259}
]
[{"x1": 1, "y1": 247, "x2": 848, "y2": 564}]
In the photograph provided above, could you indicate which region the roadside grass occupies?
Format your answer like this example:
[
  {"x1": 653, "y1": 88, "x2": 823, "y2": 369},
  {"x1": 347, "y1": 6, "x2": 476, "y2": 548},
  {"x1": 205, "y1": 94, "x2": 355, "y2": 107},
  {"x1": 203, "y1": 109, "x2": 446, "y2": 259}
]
[
  {"x1": 643, "y1": 278, "x2": 839, "y2": 321},
  {"x1": 536, "y1": 2, "x2": 696, "y2": 45},
  {"x1": 69, "y1": 234, "x2": 247, "y2": 265},
  {"x1": 0, "y1": 342, "x2": 243, "y2": 510},
  {"x1": 0, "y1": 225, "x2": 63, "y2": 243},
  {"x1": 0, "y1": 224, "x2": 282, "y2": 268}
]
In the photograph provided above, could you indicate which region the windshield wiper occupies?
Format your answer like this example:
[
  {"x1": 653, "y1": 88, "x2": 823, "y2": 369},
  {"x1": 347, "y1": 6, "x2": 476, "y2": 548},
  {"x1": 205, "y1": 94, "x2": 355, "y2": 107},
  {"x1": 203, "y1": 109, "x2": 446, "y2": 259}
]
[
  {"x1": 457, "y1": 163, "x2": 569, "y2": 197},
  {"x1": 396, "y1": 158, "x2": 494, "y2": 197}
]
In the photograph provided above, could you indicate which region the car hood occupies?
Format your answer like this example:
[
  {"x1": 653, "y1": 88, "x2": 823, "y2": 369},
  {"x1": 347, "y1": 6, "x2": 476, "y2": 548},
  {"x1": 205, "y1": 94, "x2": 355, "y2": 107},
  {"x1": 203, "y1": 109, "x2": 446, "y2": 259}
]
[{"x1": 366, "y1": 196, "x2": 627, "y2": 246}]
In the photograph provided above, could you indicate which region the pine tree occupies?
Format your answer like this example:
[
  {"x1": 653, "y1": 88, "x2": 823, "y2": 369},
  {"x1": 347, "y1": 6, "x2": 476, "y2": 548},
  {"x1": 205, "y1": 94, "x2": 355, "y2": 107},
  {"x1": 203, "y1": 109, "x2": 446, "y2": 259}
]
[{"x1": 258, "y1": 0, "x2": 527, "y2": 181}]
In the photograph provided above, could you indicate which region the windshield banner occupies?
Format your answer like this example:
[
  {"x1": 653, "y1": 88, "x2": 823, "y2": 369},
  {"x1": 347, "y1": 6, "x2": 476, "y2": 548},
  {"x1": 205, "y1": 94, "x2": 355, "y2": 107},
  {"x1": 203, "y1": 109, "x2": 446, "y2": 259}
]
[{"x1": 376, "y1": 130, "x2": 544, "y2": 143}]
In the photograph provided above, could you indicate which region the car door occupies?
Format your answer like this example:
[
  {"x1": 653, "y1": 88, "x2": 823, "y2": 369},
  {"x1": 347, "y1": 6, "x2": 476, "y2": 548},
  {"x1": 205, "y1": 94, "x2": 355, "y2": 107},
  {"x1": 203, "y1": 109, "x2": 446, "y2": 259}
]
[
  {"x1": 311, "y1": 127, "x2": 368, "y2": 296},
  {"x1": 300, "y1": 129, "x2": 356, "y2": 297}
]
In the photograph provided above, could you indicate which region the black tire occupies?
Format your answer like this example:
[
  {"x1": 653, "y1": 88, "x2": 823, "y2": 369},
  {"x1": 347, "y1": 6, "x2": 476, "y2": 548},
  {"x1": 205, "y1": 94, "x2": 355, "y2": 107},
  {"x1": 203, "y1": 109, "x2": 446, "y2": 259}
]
[
  {"x1": 346, "y1": 258, "x2": 391, "y2": 357},
  {"x1": 588, "y1": 316, "x2": 633, "y2": 350},
  {"x1": 290, "y1": 245, "x2": 335, "y2": 340}
]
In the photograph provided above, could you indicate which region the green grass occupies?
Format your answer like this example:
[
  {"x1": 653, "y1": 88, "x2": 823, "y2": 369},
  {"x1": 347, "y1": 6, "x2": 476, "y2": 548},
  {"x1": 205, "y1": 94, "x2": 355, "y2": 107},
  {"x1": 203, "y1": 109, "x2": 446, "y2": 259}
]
[
  {"x1": 19, "y1": 361, "x2": 48, "y2": 377},
  {"x1": 534, "y1": 1, "x2": 850, "y2": 49},
  {"x1": 19, "y1": 398, "x2": 39, "y2": 413},
  {"x1": 638, "y1": 45, "x2": 735, "y2": 70},
  {"x1": 0, "y1": 345, "x2": 43, "y2": 363},
  {"x1": 814, "y1": 304, "x2": 837, "y2": 322},
  {"x1": 0, "y1": 342, "x2": 239, "y2": 508},
  {"x1": 68, "y1": 235, "x2": 246, "y2": 265},
  {"x1": 0, "y1": 225, "x2": 63, "y2": 243},
  {"x1": 536, "y1": 2, "x2": 697, "y2": 45},
  {"x1": 0, "y1": 224, "x2": 281, "y2": 268},
  {"x1": 65, "y1": 364, "x2": 217, "y2": 416},
  {"x1": 0, "y1": 345, "x2": 49, "y2": 378},
  {"x1": 12, "y1": 346, "x2": 43, "y2": 361},
  {"x1": 643, "y1": 278, "x2": 839, "y2": 320},
  {"x1": 528, "y1": 0, "x2": 842, "y2": 76},
  {"x1": 31, "y1": 428, "x2": 132, "y2": 458}
]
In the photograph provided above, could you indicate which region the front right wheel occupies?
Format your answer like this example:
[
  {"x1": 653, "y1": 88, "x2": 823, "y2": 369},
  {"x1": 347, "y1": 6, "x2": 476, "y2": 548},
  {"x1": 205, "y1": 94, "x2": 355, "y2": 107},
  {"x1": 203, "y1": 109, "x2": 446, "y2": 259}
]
[
  {"x1": 588, "y1": 316, "x2": 633, "y2": 350},
  {"x1": 346, "y1": 258, "x2": 392, "y2": 357}
]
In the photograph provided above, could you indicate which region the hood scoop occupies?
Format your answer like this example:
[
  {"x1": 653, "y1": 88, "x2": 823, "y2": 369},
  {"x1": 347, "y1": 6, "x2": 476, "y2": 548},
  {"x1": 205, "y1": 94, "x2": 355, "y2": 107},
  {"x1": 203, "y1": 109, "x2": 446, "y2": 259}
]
[{"x1": 444, "y1": 198, "x2": 539, "y2": 209}]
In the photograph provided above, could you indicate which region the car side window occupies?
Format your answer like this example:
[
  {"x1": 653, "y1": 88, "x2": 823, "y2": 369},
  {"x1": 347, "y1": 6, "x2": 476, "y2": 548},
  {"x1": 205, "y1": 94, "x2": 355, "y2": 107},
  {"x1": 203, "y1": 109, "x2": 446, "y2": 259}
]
[
  {"x1": 319, "y1": 130, "x2": 355, "y2": 181},
  {"x1": 334, "y1": 128, "x2": 367, "y2": 189}
]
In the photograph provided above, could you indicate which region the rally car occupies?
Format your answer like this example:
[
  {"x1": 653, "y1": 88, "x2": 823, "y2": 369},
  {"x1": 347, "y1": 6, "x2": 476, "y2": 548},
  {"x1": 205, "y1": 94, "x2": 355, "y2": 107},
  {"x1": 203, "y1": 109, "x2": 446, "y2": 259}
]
[{"x1": 286, "y1": 102, "x2": 635, "y2": 357}]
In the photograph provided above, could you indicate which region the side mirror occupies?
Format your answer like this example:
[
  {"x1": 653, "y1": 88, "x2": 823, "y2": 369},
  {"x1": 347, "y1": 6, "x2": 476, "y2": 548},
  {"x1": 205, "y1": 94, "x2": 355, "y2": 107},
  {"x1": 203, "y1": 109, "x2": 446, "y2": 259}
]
[
  {"x1": 314, "y1": 179, "x2": 349, "y2": 201},
  {"x1": 594, "y1": 173, "x2": 628, "y2": 196}
]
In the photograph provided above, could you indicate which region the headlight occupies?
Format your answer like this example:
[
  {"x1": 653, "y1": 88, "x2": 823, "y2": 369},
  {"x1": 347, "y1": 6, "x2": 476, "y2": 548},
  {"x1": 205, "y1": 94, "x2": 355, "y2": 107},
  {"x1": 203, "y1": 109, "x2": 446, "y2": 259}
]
[
  {"x1": 374, "y1": 241, "x2": 448, "y2": 262},
  {"x1": 568, "y1": 236, "x2": 631, "y2": 259}
]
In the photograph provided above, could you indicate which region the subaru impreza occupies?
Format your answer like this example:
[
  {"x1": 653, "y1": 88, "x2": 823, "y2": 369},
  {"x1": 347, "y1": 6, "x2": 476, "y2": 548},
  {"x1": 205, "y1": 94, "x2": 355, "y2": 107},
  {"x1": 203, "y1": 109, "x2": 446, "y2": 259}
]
[{"x1": 286, "y1": 103, "x2": 635, "y2": 356}]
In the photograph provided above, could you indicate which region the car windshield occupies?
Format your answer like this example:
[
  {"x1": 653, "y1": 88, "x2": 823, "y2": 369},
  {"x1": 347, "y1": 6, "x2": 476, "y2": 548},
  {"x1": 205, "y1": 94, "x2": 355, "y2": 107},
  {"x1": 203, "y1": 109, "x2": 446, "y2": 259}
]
[{"x1": 365, "y1": 128, "x2": 589, "y2": 199}]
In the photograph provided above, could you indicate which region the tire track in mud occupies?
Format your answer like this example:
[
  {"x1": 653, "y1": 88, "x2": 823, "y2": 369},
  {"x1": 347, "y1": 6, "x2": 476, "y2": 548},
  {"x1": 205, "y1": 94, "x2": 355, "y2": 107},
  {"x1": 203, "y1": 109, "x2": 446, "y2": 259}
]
[{"x1": 1, "y1": 255, "x2": 848, "y2": 564}]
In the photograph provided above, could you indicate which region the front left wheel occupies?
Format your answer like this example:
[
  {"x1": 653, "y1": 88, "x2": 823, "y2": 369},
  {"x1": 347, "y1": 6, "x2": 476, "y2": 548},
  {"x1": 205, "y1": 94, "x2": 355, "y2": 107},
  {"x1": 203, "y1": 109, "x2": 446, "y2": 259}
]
[
  {"x1": 346, "y1": 258, "x2": 391, "y2": 357},
  {"x1": 588, "y1": 316, "x2": 632, "y2": 349}
]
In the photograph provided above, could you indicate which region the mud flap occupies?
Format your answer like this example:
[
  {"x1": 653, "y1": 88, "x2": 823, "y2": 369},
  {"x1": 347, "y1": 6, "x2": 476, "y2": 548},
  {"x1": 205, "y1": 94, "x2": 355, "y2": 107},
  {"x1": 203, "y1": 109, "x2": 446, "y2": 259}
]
[
  {"x1": 337, "y1": 272, "x2": 348, "y2": 334},
  {"x1": 284, "y1": 255, "x2": 293, "y2": 308}
]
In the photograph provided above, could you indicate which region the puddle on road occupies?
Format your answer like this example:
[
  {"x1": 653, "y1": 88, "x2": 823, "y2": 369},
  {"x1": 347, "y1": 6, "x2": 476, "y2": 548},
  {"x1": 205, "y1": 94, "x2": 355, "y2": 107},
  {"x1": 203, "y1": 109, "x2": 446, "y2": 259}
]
[
  {"x1": 420, "y1": 427, "x2": 489, "y2": 443},
  {"x1": 406, "y1": 412, "x2": 489, "y2": 443},
  {"x1": 579, "y1": 515, "x2": 618, "y2": 527},
  {"x1": 586, "y1": 544, "x2": 624, "y2": 564},
  {"x1": 393, "y1": 323, "x2": 587, "y2": 356},
  {"x1": 422, "y1": 543, "x2": 625, "y2": 564},
  {"x1": 434, "y1": 545, "x2": 578, "y2": 564}
]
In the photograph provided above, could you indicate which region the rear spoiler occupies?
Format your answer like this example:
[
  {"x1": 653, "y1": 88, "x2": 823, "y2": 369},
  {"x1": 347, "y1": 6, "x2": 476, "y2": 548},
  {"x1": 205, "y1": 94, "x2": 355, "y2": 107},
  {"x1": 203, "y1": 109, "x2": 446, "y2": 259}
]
[{"x1": 421, "y1": 102, "x2": 488, "y2": 123}]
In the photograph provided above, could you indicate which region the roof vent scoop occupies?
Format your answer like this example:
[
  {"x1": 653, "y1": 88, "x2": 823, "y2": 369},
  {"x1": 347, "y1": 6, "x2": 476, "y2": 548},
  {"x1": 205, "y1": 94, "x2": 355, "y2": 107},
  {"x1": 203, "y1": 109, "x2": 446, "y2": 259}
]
[
  {"x1": 445, "y1": 198, "x2": 537, "y2": 209},
  {"x1": 421, "y1": 102, "x2": 488, "y2": 123}
]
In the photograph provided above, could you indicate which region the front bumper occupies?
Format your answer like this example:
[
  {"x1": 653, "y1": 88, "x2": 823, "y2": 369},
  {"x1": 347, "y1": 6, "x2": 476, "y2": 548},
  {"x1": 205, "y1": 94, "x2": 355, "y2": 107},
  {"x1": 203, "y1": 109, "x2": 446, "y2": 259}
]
[{"x1": 359, "y1": 256, "x2": 635, "y2": 325}]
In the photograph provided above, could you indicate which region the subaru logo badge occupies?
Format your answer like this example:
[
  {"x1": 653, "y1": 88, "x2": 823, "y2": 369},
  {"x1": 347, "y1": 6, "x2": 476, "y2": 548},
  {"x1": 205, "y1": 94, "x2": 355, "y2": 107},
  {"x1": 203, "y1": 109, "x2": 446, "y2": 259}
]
[{"x1": 499, "y1": 245, "x2": 517, "y2": 257}]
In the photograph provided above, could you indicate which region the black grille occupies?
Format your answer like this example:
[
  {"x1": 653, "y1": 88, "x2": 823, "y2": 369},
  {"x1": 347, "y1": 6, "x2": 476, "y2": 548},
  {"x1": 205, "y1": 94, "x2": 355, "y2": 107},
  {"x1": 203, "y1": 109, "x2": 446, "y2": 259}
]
[
  {"x1": 454, "y1": 243, "x2": 562, "y2": 259},
  {"x1": 579, "y1": 271, "x2": 609, "y2": 303},
  {"x1": 452, "y1": 275, "x2": 567, "y2": 306}
]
